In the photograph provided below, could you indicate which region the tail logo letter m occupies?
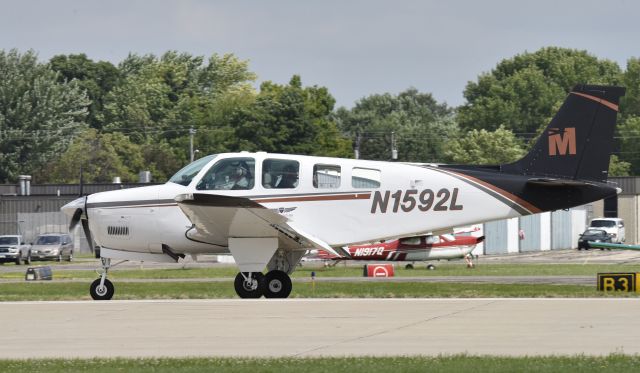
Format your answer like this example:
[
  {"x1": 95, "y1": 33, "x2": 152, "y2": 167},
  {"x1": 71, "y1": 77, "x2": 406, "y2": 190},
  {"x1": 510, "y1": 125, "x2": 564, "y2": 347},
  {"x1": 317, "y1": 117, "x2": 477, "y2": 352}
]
[{"x1": 548, "y1": 127, "x2": 576, "y2": 156}]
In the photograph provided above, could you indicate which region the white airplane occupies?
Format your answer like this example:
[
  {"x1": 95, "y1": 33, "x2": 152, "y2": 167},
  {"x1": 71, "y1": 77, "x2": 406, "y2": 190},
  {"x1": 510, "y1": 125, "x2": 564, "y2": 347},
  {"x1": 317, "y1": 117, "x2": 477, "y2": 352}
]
[{"x1": 63, "y1": 84, "x2": 625, "y2": 300}]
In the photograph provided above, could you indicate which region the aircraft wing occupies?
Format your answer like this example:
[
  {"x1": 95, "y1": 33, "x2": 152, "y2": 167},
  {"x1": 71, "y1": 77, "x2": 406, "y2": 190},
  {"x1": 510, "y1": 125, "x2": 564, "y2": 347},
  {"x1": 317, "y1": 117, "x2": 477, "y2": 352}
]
[
  {"x1": 587, "y1": 242, "x2": 640, "y2": 251},
  {"x1": 175, "y1": 193, "x2": 342, "y2": 256}
]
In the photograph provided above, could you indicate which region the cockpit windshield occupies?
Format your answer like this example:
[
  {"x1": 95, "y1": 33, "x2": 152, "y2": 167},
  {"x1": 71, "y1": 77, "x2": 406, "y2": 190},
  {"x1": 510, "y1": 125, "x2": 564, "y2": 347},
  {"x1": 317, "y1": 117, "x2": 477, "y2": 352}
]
[{"x1": 168, "y1": 155, "x2": 217, "y2": 186}]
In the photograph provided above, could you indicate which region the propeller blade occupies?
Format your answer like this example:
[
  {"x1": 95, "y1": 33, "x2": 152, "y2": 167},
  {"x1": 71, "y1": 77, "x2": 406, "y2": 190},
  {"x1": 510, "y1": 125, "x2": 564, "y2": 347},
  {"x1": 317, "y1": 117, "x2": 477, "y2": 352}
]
[
  {"x1": 81, "y1": 219, "x2": 95, "y2": 254},
  {"x1": 69, "y1": 208, "x2": 83, "y2": 231}
]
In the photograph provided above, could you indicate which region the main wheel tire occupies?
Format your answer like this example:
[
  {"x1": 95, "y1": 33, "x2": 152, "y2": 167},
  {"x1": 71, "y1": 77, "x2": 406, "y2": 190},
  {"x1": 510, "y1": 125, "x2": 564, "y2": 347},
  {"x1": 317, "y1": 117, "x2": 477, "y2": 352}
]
[
  {"x1": 405, "y1": 263, "x2": 414, "y2": 270},
  {"x1": 90, "y1": 278, "x2": 114, "y2": 300},
  {"x1": 263, "y1": 270, "x2": 292, "y2": 299},
  {"x1": 234, "y1": 272, "x2": 265, "y2": 298},
  {"x1": 427, "y1": 264, "x2": 436, "y2": 270},
  {"x1": 15, "y1": 254, "x2": 22, "y2": 265}
]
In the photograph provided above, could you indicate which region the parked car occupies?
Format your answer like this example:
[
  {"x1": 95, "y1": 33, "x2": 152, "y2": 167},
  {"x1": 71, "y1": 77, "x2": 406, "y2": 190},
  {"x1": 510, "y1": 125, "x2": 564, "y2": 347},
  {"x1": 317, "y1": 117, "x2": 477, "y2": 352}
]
[
  {"x1": 589, "y1": 218, "x2": 625, "y2": 243},
  {"x1": 0, "y1": 235, "x2": 31, "y2": 265},
  {"x1": 578, "y1": 228, "x2": 612, "y2": 250},
  {"x1": 29, "y1": 233, "x2": 74, "y2": 262}
]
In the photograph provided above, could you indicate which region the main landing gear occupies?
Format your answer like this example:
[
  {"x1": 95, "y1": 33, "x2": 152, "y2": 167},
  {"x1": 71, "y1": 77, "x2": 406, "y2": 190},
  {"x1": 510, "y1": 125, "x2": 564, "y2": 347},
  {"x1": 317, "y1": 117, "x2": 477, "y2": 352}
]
[{"x1": 234, "y1": 270, "x2": 292, "y2": 299}]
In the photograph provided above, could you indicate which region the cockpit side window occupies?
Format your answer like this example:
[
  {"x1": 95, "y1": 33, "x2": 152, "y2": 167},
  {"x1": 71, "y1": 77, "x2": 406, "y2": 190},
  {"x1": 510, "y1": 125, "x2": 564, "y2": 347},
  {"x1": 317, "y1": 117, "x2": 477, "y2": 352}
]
[
  {"x1": 168, "y1": 155, "x2": 217, "y2": 186},
  {"x1": 196, "y1": 157, "x2": 255, "y2": 190}
]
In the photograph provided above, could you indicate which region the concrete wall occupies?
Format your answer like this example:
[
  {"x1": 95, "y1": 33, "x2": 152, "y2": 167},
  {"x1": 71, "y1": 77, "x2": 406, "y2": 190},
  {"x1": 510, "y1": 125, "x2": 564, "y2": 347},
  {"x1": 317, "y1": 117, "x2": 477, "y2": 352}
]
[
  {"x1": 618, "y1": 195, "x2": 638, "y2": 244},
  {"x1": 481, "y1": 208, "x2": 588, "y2": 254},
  {"x1": 540, "y1": 212, "x2": 551, "y2": 251},
  {"x1": 590, "y1": 199, "x2": 605, "y2": 220}
]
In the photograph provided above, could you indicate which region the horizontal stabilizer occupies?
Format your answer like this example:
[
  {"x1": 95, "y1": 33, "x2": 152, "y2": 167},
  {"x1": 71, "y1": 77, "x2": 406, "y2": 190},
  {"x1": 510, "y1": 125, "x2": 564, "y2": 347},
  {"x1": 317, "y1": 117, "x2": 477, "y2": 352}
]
[{"x1": 526, "y1": 178, "x2": 597, "y2": 187}]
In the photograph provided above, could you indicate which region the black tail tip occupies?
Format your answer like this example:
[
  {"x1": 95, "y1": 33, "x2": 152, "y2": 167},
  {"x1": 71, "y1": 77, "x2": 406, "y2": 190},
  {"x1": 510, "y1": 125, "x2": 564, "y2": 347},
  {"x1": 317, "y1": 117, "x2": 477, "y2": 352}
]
[{"x1": 572, "y1": 84, "x2": 626, "y2": 107}]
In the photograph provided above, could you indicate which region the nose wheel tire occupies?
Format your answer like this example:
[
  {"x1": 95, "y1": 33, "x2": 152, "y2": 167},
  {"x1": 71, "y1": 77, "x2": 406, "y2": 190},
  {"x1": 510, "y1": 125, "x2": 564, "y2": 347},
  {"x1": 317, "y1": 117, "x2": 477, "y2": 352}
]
[
  {"x1": 234, "y1": 272, "x2": 265, "y2": 298},
  {"x1": 264, "y1": 270, "x2": 292, "y2": 299},
  {"x1": 90, "y1": 278, "x2": 115, "y2": 300}
]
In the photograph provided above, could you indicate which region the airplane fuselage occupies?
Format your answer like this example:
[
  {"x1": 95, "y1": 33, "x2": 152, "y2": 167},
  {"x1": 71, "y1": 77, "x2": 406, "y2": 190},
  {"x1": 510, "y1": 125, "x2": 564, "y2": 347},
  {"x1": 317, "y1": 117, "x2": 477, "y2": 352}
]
[{"x1": 78, "y1": 152, "x2": 543, "y2": 256}]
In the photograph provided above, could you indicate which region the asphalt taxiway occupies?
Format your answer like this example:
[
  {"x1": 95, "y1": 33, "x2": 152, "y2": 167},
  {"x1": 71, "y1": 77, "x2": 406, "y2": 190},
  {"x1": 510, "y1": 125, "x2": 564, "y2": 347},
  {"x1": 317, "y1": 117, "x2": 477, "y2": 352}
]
[{"x1": 1, "y1": 298, "x2": 639, "y2": 358}]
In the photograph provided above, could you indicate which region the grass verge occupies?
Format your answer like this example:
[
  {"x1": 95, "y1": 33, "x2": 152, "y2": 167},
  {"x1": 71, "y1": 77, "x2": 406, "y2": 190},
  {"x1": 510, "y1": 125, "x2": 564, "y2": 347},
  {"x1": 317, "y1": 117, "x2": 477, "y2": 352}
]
[
  {"x1": 1, "y1": 355, "x2": 639, "y2": 373},
  {"x1": 2, "y1": 262, "x2": 640, "y2": 280},
  {"x1": 0, "y1": 281, "x2": 635, "y2": 301}
]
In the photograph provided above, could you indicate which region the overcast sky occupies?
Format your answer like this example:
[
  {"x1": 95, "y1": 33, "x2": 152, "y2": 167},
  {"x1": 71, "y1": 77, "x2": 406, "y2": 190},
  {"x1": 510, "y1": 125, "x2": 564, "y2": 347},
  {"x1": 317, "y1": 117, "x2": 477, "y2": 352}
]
[{"x1": 2, "y1": 0, "x2": 639, "y2": 108}]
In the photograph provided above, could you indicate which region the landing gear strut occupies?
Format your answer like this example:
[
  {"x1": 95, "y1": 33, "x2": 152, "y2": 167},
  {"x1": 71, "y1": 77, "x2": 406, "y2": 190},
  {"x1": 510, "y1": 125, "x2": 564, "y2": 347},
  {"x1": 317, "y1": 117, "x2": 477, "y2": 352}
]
[
  {"x1": 90, "y1": 257, "x2": 115, "y2": 300},
  {"x1": 234, "y1": 272, "x2": 265, "y2": 298}
]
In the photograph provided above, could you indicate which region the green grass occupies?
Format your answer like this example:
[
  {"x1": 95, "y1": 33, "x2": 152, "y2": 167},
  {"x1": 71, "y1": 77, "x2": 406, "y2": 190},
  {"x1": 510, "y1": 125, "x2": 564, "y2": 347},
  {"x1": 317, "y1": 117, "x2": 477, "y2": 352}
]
[
  {"x1": 1, "y1": 355, "x2": 639, "y2": 373},
  {"x1": 0, "y1": 280, "x2": 635, "y2": 301},
  {"x1": 2, "y1": 262, "x2": 640, "y2": 280}
]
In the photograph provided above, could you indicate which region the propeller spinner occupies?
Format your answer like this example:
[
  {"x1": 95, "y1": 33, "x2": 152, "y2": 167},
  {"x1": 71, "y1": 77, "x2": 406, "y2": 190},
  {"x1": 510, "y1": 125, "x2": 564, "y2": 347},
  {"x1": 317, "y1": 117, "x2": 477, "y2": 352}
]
[{"x1": 62, "y1": 196, "x2": 96, "y2": 254}]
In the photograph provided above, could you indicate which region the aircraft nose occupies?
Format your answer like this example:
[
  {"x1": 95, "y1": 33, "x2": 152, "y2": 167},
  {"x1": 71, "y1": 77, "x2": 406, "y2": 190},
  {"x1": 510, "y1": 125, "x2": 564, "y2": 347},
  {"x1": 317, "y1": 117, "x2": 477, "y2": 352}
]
[{"x1": 61, "y1": 197, "x2": 86, "y2": 218}]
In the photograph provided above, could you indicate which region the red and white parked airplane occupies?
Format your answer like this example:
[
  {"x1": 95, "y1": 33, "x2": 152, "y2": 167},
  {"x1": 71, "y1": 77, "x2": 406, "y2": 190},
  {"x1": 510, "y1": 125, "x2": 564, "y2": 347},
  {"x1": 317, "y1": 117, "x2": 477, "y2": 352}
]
[{"x1": 308, "y1": 232, "x2": 484, "y2": 269}]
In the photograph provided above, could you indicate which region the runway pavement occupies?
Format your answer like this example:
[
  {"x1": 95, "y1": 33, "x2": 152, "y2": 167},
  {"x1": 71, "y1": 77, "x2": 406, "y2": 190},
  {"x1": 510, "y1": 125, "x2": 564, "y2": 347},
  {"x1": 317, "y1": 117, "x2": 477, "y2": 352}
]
[{"x1": 1, "y1": 298, "x2": 639, "y2": 358}]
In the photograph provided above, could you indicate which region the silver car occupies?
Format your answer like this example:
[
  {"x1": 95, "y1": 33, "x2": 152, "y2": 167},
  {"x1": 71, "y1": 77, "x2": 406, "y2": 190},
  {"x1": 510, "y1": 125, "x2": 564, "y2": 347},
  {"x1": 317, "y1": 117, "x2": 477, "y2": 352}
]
[{"x1": 29, "y1": 234, "x2": 74, "y2": 262}]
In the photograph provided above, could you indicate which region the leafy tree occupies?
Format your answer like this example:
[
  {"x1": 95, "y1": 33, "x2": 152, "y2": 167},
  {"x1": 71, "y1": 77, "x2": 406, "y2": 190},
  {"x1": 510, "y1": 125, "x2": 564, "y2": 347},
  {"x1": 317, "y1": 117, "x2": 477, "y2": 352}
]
[
  {"x1": 458, "y1": 47, "x2": 621, "y2": 135},
  {"x1": 43, "y1": 128, "x2": 144, "y2": 183},
  {"x1": 0, "y1": 49, "x2": 89, "y2": 183},
  {"x1": 616, "y1": 115, "x2": 640, "y2": 175},
  {"x1": 445, "y1": 126, "x2": 526, "y2": 165},
  {"x1": 335, "y1": 88, "x2": 454, "y2": 162},
  {"x1": 229, "y1": 75, "x2": 352, "y2": 157},
  {"x1": 102, "y1": 52, "x2": 258, "y2": 177},
  {"x1": 608, "y1": 155, "x2": 631, "y2": 177},
  {"x1": 49, "y1": 54, "x2": 120, "y2": 129},
  {"x1": 620, "y1": 58, "x2": 640, "y2": 119}
]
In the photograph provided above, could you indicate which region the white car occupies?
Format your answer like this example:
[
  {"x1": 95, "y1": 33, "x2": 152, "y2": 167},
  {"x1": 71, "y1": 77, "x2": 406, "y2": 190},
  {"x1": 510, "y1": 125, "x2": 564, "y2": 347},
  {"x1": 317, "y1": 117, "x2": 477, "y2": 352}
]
[
  {"x1": 0, "y1": 235, "x2": 31, "y2": 265},
  {"x1": 589, "y1": 218, "x2": 625, "y2": 243}
]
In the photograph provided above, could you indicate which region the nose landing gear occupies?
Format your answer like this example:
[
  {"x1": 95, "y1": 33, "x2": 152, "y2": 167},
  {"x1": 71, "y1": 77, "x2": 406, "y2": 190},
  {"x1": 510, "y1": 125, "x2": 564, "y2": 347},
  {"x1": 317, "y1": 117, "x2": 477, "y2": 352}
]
[{"x1": 90, "y1": 257, "x2": 115, "y2": 300}]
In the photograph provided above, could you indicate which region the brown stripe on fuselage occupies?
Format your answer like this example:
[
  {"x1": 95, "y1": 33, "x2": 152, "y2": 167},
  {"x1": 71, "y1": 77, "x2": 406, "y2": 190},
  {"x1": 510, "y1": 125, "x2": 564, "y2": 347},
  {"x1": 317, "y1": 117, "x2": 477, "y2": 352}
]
[
  {"x1": 444, "y1": 170, "x2": 542, "y2": 214},
  {"x1": 254, "y1": 193, "x2": 371, "y2": 203},
  {"x1": 571, "y1": 92, "x2": 619, "y2": 112}
]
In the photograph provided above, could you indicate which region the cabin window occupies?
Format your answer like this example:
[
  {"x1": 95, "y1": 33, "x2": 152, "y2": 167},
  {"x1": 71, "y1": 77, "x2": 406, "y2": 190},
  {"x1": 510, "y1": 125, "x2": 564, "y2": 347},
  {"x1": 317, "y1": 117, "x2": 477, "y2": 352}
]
[
  {"x1": 352, "y1": 167, "x2": 381, "y2": 188},
  {"x1": 426, "y1": 236, "x2": 441, "y2": 244},
  {"x1": 399, "y1": 237, "x2": 421, "y2": 246},
  {"x1": 313, "y1": 164, "x2": 341, "y2": 189},
  {"x1": 196, "y1": 157, "x2": 255, "y2": 190},
  {"x1": 262, "y1": 159, "x2": 299, "y2": 189}
]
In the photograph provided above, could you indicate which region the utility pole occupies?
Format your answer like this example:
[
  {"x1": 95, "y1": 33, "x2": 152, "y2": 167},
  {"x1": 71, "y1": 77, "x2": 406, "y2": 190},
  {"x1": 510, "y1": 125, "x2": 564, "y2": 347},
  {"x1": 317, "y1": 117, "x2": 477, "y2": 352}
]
[
  {"x1": 189, "y1": 127, "x2": 197, "y2": 162},
  {"x1": 391, "y1": 131, "x2": 398, "y2": 160},
  {"x1": 354, "y1": 131, "x2": 361, "y2": 159}
]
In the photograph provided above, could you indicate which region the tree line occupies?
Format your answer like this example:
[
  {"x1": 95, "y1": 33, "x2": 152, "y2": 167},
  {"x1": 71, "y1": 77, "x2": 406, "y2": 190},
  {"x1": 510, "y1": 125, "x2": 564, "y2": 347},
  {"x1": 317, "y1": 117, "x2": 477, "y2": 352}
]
[{"x1": 0, "y1": 46, "x2": 638, "y2": 184}]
